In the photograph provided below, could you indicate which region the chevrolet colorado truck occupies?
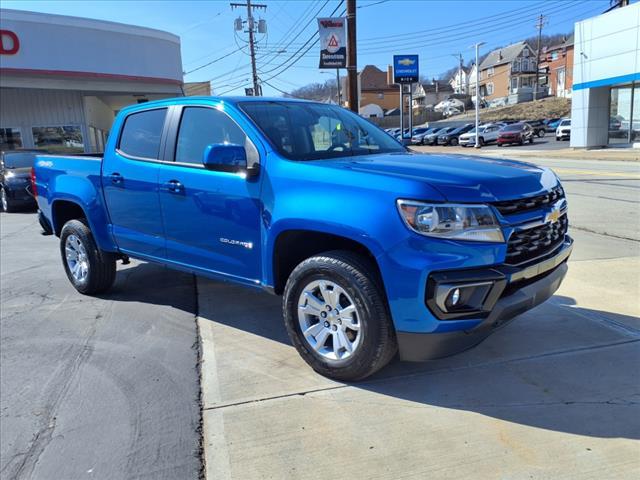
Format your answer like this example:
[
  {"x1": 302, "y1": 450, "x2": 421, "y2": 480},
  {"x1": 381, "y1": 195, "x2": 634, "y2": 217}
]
[{"x1": 33, "y1": 97, "x2": 573, "y2": 381}]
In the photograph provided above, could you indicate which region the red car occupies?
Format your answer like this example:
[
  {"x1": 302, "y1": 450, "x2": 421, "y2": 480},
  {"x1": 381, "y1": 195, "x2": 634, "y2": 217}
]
[{"x1": 497, "y1": 123, "x2": 535, "y2": 146}]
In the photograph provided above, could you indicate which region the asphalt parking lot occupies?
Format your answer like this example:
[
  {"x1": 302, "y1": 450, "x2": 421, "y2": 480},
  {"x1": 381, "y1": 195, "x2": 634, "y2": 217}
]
[{"x1": 1, "y1": 156, "x2": 639, "y2": 479}]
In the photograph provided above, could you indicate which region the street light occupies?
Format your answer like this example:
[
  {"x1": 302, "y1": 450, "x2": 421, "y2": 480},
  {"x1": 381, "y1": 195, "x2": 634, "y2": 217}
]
[
  {"x1": 320, "y1": 70, "x2": 341, "y2": 105},
  {"x1": 471, "y1": 42, "x2": 485, "y2": 148}
]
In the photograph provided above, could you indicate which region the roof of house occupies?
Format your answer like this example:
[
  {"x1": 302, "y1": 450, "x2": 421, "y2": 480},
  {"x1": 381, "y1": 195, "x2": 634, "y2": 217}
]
[
  {"x1": 479, "y1": 41, "x2": 532, "y2": 70},
  {"x1": 358, "y1": 65, "x2": 394, "y2": 90},
  {"x1": 414, "y1": 81, "x2": 454, "y2": 95}
]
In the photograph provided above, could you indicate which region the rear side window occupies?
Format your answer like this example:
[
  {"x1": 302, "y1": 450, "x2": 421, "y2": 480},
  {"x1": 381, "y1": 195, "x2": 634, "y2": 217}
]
[
  {"x1": 175, "y1": 107, "x2": 257, "y2": 166},
  {"x1": 119, "y1": 108, "x2": 167, "y2": 159}
]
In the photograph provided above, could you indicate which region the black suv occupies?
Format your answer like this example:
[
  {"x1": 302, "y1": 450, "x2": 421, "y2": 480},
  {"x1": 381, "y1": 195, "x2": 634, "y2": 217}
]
[{"x1": 437, "y1": 124, "x2": 474, "y2": 146}]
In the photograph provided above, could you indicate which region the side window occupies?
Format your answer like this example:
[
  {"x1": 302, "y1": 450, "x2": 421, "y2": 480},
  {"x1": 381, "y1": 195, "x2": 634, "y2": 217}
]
[
  {"x1": 175, "y1": 107, "x2": 257, "y2": 166},
  {"x1": 119, "y1": 108, "x2": 167, "y2": 159}
]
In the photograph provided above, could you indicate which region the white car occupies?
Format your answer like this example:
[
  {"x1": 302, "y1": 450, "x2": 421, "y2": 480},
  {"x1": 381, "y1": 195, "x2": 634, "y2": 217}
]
[
  {"x1": 556, "y1": 118, "x2": 571, "y2": 141},
  {"x1": 459, "y1": 123, "x2": 504, "y2": 147}
]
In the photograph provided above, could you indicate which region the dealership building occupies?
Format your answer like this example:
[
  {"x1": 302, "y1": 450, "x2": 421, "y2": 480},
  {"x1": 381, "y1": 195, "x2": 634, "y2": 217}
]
[
  {"x1": 0, "y1": 9, "x2": 183, "y2": 153},
  {"x1": 571, "y1": 2, "x2": 640, "y2": 148}
]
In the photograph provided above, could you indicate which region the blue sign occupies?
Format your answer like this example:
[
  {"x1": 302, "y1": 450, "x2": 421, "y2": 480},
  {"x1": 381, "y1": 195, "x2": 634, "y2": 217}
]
[{"x1": 393, "y1": 55, "x2": 419, "y2": 84}]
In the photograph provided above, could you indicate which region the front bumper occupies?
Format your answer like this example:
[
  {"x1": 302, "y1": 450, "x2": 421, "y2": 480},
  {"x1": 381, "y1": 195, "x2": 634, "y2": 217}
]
[{"x1": 397, "y1": 237, "x2": 573, "y2": 361}]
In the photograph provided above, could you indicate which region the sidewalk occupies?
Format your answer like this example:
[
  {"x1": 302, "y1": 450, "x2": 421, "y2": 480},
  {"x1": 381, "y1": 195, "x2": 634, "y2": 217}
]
[{"x1": 412, "y1": 145, "x2": 640, "y2": 162}]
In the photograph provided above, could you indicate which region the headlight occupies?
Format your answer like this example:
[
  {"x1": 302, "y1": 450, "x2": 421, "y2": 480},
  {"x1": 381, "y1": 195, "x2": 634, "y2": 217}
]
[{"x1": 397, "y1": 200, "x2": 504, "y2": 242}]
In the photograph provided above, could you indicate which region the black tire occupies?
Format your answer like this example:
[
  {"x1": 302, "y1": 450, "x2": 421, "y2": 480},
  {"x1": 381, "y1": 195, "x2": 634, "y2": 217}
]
[
  {"x1": 497, "y1": 143, "x2": 503, "y2": 147},
  {"x1": 38, "y1": 211, "x2": 53, "y2": 235},
  {"x1": 283, "y1": 250, "x2": 397, "y2": 381},
  {"x1": 538, "y1": 130, "x2": 546, "y2": 138},
  {"x1": 450, "y1": 137, "x2": 458, "y2": 146},
  {"x1": 478, "y1": 137, "x2": 485, "y2": 146},
  {"x1": 529, "y1": 136, "x2": 534, "y2": 144},
  {"x1": 60, "y1": 218, "x2": 116, "y2": 295},
  {"x1": 1, "y1": 187, "x2": 15, "y2": 213}
]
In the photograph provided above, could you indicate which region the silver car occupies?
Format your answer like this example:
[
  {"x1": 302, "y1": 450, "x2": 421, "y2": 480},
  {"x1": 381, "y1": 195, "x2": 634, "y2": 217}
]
[{"x1": 459, "y1": 123, "x2": 504, "y2": 147}]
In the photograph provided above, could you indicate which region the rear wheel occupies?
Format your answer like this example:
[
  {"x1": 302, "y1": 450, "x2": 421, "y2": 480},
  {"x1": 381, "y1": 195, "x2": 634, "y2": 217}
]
[
  {"x1": 60, "y1": 219, "x2": 116, "y2": 295},
  {"x1": 478, "y1": 137, "x2": 485, "y2": 146},
  {"x1": 450, "y1": 137, "x2": 459, "y2": 146},
  {"x1": 529, "y1": 136, "x2": 534, "y2": 144},
  {"x1": 283, "y1": 250, "x2": 397, "y2": 381},
  {"x1": 538, "y1": 130, "x2": 546, "y2": 138}
]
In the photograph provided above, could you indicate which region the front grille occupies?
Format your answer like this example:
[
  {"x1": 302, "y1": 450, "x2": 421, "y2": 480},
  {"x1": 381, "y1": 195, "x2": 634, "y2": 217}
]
[
  {"x1": 493, "y1": 185, "x2": 565, "y2": 216},
  {"x1": 506, "y1": 214, "x2": 568, "y2": 265}
]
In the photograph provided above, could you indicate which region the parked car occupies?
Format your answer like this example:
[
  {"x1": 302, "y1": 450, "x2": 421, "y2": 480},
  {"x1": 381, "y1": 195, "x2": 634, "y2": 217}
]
[
  {"x1": 34, "y1": 97, "x2": 572, "y2": 381},
  {"x1": 437, "y1": 124, "x2": 474, "y2": 146},
  {"x1": 556, "y1": 118, "x2": 571, "y2": 141},
  {"x1": 459, "y1": 123, "x2": 504, "y2": 147},
  {"x1": 545, "y1": 118, "x2": 562, "y2": 132},
  {"x1": 497, "y1": 122, "x2": 536, "y2": 146},
  {"x1": 409, "y1": 127, "x2": 430, "y2": 144},
  {"x1": 423, "y1": 126, "x2": 455, "y2": 145},
  {"x1": 526, "y1": 120, "x2": 548, "y2": 138},
  {"x1": 412, "y1": 126, "x2": 441, "y2": 145},
  {"x1": 0, "y1": 149, "x2": 45, "y2": 212}
]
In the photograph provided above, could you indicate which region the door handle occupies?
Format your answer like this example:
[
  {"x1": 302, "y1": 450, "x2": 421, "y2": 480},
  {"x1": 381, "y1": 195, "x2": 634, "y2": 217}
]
[
  {"x1": 109, "y1": 172, "x2": 123, "y2": 185},
  {"x1": 162, "y1": 180, "x2": 184, "y2": 194}
]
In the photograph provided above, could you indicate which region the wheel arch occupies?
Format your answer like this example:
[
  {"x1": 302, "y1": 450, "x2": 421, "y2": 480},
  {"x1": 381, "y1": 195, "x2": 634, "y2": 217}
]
[{"x1": 270, "y1": 228, "x2": 383, "y2": 295}]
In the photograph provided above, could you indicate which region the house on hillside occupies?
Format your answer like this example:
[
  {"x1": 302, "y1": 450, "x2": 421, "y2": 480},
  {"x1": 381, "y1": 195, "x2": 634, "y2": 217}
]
[
  {"x1": 478, "y1": 41, "x2": 538, "y2": 105},
  {"x1": 539, "y1": 34, "x2": 574, "y2": 98},
  {"x1": 412, "y1": 80, "x2": 453, "y2": 110},
  {"x1": 449, "y1": 67, "x2": 470, "y2": 94},
  {"x1": 342, "y1": 65, "x2": 400, "y2": 114}
]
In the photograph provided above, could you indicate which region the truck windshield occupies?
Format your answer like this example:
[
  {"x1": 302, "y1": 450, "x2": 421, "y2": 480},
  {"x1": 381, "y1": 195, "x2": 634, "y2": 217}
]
[{"x1": 239, "y1": 101, "x2": 405, "y2": 161}]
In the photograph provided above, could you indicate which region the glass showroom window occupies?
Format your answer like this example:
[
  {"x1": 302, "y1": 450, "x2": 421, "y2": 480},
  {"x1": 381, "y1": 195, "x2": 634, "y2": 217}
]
[
  {"x1": 32, "y1": 126, "x2": 84, "y2": 153},
  {"x1": 0, "y1": 127, "x2": 23, "y2": 150},
  {"x1": 608, "y1": 85, "x2": 639, "y2": 145}
]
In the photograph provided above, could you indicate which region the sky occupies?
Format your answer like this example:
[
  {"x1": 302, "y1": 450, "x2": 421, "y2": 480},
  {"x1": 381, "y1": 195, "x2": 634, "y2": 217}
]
[{"x1": 2, "y1": 0, "x2": 615, "y2": 96}]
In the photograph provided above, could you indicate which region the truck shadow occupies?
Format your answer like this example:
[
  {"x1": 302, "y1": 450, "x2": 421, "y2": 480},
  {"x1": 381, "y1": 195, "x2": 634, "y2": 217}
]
[{"x1": 104, "y1": 262, "x2": 640, "y2": 441}]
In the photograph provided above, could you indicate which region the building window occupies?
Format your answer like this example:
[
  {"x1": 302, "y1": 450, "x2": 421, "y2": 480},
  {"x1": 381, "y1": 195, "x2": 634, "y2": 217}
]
[
  {"x1": 609, "y1": 84, "x2": 640, "y2": 145},
  {"x1": 0, "y1": 128, "x2": 23, "y2": 150},
  {"x1": 488, "y1": 67, "x2": 494, "y2": 77},
  {"x1": 551, "y1": 51, "x2": 559, "y2": 60},
  {"x1": 32, "y1": 126, "x2": 84, "y2": 153},
  {"x1": 118, "y1": 109, "x2": 167, "y2": 159},
  {"x1": 487, "y1": 83, "x2": 494, "y2": 95},
  {"x1": 511, "y1": 77, "x2": 518, "y2": 91},
  {"x1": 523, "y1": 48, "x2": 529, "y2": 57}
]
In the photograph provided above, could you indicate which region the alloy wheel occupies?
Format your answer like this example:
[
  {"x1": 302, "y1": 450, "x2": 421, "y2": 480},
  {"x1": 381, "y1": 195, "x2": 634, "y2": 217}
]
[
  {"x1": 297, "y1": 279, "x2": 362, "y2": 360},
  {"x1": 65, "y1": 234, "x2": 89, "y2": 282}
]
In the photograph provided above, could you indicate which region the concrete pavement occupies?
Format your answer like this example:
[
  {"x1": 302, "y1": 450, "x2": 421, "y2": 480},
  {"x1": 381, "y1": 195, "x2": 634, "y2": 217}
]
[
  {"x1": 0, "y1": 213, "x2": 202, "y2": 480},
  {"x1": 198, "y1": 157, "x2": 640, "y2": 479}
]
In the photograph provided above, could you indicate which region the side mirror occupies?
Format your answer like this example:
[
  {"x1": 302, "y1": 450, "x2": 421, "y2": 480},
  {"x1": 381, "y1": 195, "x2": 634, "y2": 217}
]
[{"x1": 202, "y1": 143, "x2": 259, "y2": 178}]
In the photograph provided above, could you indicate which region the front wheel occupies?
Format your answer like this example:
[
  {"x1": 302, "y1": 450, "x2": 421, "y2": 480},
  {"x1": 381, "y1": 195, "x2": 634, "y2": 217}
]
[
  {"x1": 538, "y1": 130, "x2": 546, "y2": 138},
  {"x1": 283, "y1": 251, "x2": 397, "y2": 381},
  {"x1": 450, "y1": 138, "x2": 458, "y2": 146},
  {"x1": 60, "y1": 219, "x2": 116, "y2": 295}
]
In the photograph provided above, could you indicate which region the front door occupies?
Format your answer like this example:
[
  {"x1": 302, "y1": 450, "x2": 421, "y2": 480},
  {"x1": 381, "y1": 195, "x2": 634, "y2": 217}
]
[
  {"x1": 102, "y1": 107, "x2": 167, "y2": 258},
  {"x1": 158, "y1": 105, "x2": 262, "y2": 282}
]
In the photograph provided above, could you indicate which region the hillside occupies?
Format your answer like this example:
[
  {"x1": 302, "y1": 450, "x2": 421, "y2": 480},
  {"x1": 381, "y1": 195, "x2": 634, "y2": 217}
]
[{"x1": 452, "y1": 97, "x2": 571, "y2": 122}]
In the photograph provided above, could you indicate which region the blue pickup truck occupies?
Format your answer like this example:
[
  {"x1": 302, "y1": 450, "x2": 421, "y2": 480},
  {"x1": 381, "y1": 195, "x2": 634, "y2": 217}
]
[{"x1": 33, "y1": 97, "x2": 573, "y2": 380}]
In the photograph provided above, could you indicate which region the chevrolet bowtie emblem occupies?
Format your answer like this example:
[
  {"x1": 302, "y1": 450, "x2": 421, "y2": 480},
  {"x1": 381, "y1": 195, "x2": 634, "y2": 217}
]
[{"x1": 546, "y1": 208, "x2": 561, "y2": 224}]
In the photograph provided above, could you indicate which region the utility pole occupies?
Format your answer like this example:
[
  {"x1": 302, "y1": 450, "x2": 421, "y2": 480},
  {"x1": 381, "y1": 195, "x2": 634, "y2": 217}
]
[
  {"x1": 451, "y1": 53, "x2": 463, "y2": 93},
  {"x1": 346, "y1": 0, "x2": 358, "y2": 113},
  {"x1": 472, "y1": 42, "x2": 485, "y2": 148},
  {"x1": 533, "y1": 13, "x2": 547, "y2": 101},
  {"x1": 231, "y1": 1, "x2": 267, "y2": 96},
  {"x1": 336, "y1": 69, "x2": 341, "y2": 105}
]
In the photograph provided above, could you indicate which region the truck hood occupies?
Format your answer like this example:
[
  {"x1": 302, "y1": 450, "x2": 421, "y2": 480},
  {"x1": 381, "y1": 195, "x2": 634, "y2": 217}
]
[{"x1": 312, "y1": 152, "x2": 559, "y2": 203}]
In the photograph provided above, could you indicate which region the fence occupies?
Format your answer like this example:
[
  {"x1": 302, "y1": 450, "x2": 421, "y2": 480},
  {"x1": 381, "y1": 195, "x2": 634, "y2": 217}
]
[{"x1": 367, "y1": 110, "x2": 444, "y2": 128}]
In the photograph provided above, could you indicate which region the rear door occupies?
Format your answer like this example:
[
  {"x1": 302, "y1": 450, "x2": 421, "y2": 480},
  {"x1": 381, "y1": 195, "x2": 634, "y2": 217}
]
[
  {"x1": 102, "y1": 107, "x2": 168, "y2": 258},
  {"x1": 157, "y1": 104, "x2": 263, "y2": 282}
]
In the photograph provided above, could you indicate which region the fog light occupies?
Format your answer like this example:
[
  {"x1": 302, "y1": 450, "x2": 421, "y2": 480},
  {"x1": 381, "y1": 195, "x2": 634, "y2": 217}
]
[{"x1": 450, "y1": 288, "x2": 460, "y2": 306}]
